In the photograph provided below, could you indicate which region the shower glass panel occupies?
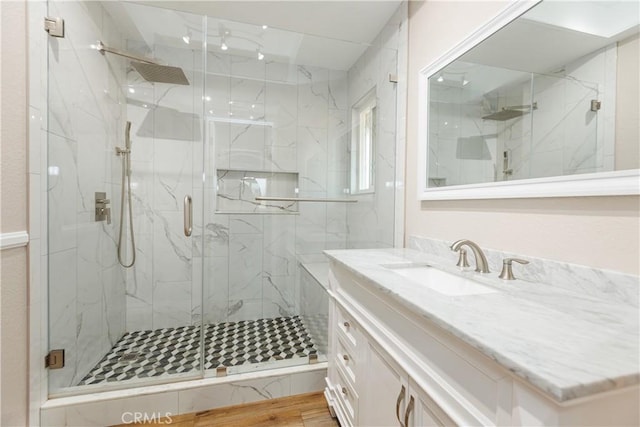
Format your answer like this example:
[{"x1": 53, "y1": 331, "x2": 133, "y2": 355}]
[
  {"x1": 201, "y1": 15, "x2": 354, "y2": 375},
  {"x1": 46, "y1": 0, "x2": 206, "y2": 394}
]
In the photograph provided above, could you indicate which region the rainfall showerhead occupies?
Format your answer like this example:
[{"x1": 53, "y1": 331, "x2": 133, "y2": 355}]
[
  {"x1": 96, "y1": 41, "x2": 189, "y2": 86},
  {"x1": 130, "y1": 62, "x2": 189, "y2": 85},
  {"x1": 482, "y1": 102, "x2": 537, "y2": 121}
]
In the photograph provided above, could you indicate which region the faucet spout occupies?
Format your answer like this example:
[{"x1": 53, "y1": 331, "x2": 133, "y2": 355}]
[{"x1": 450, "y1": 239, "x2": 490, "y2": 273}]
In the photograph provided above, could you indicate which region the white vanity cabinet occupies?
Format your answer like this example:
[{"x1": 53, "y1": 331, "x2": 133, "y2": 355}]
[
  {"x1": 324, "y1": 260, "x2": 639, "y2": 427},
  {"x1": 327, "y1": 302, "x2": 457, "y2": 427},
  {"x1": 360, "y1": 339, "x2": 456, "y2": 427}
]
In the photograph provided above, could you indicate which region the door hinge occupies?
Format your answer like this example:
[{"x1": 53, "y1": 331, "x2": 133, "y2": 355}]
[
  {"x1": 44, "y1": 17, "x2": 65, "y2": 38},
  {"x1": 45, "y1": 349, "x2": 65, "y2": 369},
  {"x1": 591, "y1": 99, "x2": 601, "y2": 112}
]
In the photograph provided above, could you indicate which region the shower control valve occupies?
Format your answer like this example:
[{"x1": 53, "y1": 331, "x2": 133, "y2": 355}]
[{"x1": 95, "y1": 192, "x2": 112, "y2": 225}]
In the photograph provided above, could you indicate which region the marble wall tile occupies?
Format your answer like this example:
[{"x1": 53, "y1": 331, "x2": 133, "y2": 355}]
[
  {"x1": 232, "y1": 55, "x2": 266, "y2": 80},
  {"x1": 206, "y1": 74, "x2": 231, "y2": 118},
  {"x1": 297, "y1": 66, "x2": 329, "y2": 128},
  {"x1": 265, "y1": 145, "x2": 297, "y2": 172},
  {"x1": 329, "y1": 70, "x2": 348, "y2": 110},
  {"x1": 230, "y1": 215, "x2": 264, "y2": 234},
  {"x1": 290, "y1": 369, "x2": 327, "y2": 394},
  {"x1": 204, "y1": 255, "x2": 230, "y2": 324},
  {"x1": 177, "y1": 375, "x2": 290, "y2": 414},
  {"x1": 103, "y1": 264, "x2": 126, "y2": 346},
  {"x1": 230, "y1": 76, "x2": 265, "y2": 121},
  {"x1": 263, "y1": 215, "x2": 296, "y2": 276},
  {"x1": 153, "y1": 211, "x2": 193, "y2": 283},
  {"x1": 262, "y1": 274, "x2": 296, "y2": 318},
  {"x1": 48, "y1": 134, "x2": 78, "y2": 254},
  {"x1": 228, "y1": 233, "x2": 264, "y2": 319},
  {"x1": 191, "y1": 255, "x2": 204, "y2": 325},
  {"x1": 208, "y1": 51, "x2": 231, "y2": 76},
  {"x1": 43, "y1": 391, "x2": 179, "y2": 427},
  {"x1": 295, "y1": 198, "x2": 327, "y2": 256},
  {"x1": 297, "y1": 127, "x2": 328, "y2": 193},
  {"x1": 266, "y1": 82, "x2": 297, "y2": 131},
  {"x1": 266, "y1": 61, "x2": 299, "y2": 84},
  {"x1": 48, "y1": 249, "x2": 78, "y2": 391},
  {"x1": 75, "y1": 222, "x2": 106, "y2": 382},
  {"x1": 153, "y1": 139, "x2": 194, "y2": 212},
  {"x1": 153, "y1": 280, "x2": 193, "y2": 329}
]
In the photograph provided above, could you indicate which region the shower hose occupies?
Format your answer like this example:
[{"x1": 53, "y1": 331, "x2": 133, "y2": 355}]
[{"x1": 117, "y1": 121, "x2": 136, "y2": 268}]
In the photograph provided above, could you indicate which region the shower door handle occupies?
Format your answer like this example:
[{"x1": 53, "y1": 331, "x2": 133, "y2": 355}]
[{"x1": 184, "y1": 195, "x2": 192, "y2": 237}]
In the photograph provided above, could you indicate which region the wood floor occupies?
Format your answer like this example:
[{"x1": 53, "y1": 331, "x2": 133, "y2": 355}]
[{"x1": 111, "y1": 391, "x2": 339, "y2": 427}]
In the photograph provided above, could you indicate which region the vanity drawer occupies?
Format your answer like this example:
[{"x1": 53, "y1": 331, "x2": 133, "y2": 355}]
[
  {"x1": 336, "y1": 335, "x2": 357, "y2": 385},
  {"x1": 331, "y1": 361, "x2": 358, "y2": 426},
  {"x1": 336, "y1": 305, "x2": 359, "y2": 348}
]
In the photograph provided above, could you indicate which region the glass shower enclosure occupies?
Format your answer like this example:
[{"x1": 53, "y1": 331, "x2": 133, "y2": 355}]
[{"x1": 45, "y1": 0, "x2": 403, "y2": 396}]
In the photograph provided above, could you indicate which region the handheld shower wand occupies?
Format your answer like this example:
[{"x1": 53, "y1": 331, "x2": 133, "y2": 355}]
[{"x1": 116, "y1": 121, "x2": 136, "y2": 267}]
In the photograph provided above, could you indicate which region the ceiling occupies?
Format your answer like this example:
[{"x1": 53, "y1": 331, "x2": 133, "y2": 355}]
[
  {"x1": 119, "y1": 1, "x2": 402, "y2": 70},
  {"x1": 133, "y1": 1, "x2": 403, "y2": 45}
]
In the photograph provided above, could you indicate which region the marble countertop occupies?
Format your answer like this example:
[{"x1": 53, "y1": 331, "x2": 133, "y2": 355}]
[{"x1": 324, "y1": 248, "x2": 639, "y2": 402}]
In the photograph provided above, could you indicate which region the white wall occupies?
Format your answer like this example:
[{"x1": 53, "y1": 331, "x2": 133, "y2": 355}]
[
  {"x1": 406, "y1": 0, "x2": 640, "y2": 276},
  {"x1": 0, "y1": 1, "x2": 29, "y2": 424}
]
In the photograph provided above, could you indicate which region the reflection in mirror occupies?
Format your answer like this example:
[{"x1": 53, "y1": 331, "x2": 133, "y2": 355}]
[{"x1": 426, "y1": 1, "x2": 639, "y2": 189}]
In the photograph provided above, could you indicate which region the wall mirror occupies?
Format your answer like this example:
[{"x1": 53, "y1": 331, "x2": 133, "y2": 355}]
[{"x1": 419, "y1": 0, "x2": 639, "y2": 199}]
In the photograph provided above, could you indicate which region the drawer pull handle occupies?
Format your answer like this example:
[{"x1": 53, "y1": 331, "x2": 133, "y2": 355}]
[
  {"x1": 341, "y1": 387, "x2": 348, "y2": 395},
  {"x1": 343, "y1": 321, "x2": 350, "y2": 328},
  {"x1": 396, "y1": 385, "x2": 406, "y2": 427},
  {"x1": 404, "y1": 395, "x2": 415, "y2": 427},
  {"x1": 342, "y1": 354, "x2": 349, "y2": 361}
]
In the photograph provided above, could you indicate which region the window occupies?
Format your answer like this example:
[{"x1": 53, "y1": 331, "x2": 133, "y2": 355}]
[{"x1": 351, "y1": 90, "x2": 376, "y2": 194}]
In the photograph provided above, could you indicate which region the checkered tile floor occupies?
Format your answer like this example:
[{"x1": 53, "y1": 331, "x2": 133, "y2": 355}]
[{"x1": 79, "y1": 316, "x2": 320, "y2": 386}]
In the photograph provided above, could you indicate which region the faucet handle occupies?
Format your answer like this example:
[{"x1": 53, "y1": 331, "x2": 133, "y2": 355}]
[
  {"x1": 499, "y1": 258, "x2": 529, "y2": 280},
  {"x1": 455, "y1": 248, "x2": 470, "y2": 269}
]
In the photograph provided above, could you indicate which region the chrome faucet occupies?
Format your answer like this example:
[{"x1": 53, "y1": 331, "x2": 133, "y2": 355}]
[{"x1": 450, "y1": 239, "x2": 490, "y2": 273}]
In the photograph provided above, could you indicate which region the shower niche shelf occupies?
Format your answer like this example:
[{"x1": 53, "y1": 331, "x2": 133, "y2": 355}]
[{"x1": 216, "y1": 169, "x2": 299, "y2": 214}]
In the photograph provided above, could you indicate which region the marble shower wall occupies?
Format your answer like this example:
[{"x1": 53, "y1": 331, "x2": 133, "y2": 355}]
[
  {"x1": 203, "y1": 52, "x2": 350, "y2": 324},
  {"x1": 46, "y1": 1, "x2": 127, "y2": 391},
  {"x1": 346, "y1": 4, "x2": 407, "y2": 249}
]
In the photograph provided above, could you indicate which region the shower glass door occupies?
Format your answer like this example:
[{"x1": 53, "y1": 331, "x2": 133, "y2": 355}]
[{"x1": 46, "y1": 0, "x2": 206, "y2": 394}]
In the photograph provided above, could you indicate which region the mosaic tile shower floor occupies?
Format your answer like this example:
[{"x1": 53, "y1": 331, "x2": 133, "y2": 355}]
[{"x1": 79, "y1": 316, "x2": 321, "y2": 386}]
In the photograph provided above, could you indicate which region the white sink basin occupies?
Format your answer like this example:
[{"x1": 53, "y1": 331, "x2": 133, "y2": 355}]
[{"x1": 385, "y1": 265, "x2": 499, "y2": 296}]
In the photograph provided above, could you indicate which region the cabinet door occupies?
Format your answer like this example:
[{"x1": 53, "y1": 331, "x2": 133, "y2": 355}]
[
  {"x1": 359, "y1": 341, "x2": 408, "y2": 427},
  {"x1": 410, "y1": 380, "x2": 458, "y2": 427}
]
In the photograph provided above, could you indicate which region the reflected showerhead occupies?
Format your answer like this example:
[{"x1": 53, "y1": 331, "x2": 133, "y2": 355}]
[
  {"x1": 131, "y1": 62, "x2": 189, "y2": 85},
  {"x1": 482, "y1": 109, "x2": 527, "y2": 121},
  {"x1": 482, "y1": 102, "x2": 537, "y2": 121}
]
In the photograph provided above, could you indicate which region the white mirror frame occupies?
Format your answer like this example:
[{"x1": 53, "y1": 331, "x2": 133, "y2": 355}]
[{"x1": 418, "y1": 0, "x2": 640, "y2": 200}]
